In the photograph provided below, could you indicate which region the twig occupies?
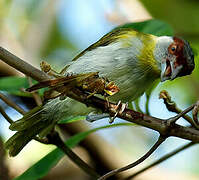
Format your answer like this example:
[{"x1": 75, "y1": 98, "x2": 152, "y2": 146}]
[
  {"x1": 0, "y1": 106, "x2": 13, "y2": 124},
  {"x1": 159, "y1": 90, "x2": 196, "y2": 127},
  {"x1": 27, "y1": 76, "x2": 43, "y2": 106},
  {"x1": 124, "y1": 142, "x2": 196, "y2": 180},
  {"x1": 47, "y1": 131, "x2": 100, "y2": 178},
  {"x1": 193, "y1": 101, "x2": 199, "y2": 126},
  {"x1": 0, "y1": 92, "x2": 26, "y2": 115},
  {"x1": 98, "y1": 135, "x2": 166, "y2": 180},
  {"x1": 167, "y1": 104, "x2": 195, "y2": 125},
  {"x1": 0, "y1": 47, "x2": 50, "y2": 81}
]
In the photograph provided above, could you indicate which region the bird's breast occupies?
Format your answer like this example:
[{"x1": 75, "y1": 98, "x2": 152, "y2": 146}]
[{"x1": 67, "y1": 38, "x2": 159, "y2": 102}]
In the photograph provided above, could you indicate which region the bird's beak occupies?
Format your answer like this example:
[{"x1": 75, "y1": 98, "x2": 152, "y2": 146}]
[{"x1": 161, "y1": 59, "x2": 183, "y2": 82}]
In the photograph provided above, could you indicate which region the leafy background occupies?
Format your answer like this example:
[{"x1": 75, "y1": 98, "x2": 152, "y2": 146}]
[{"x1": 0, "y1": 0, "x2": 199, "y2": 179}]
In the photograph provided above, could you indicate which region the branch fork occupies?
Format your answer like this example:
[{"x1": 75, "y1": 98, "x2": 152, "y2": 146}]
[{"x1": 0, "y1": 46, "x2": 199, "y2": 179}]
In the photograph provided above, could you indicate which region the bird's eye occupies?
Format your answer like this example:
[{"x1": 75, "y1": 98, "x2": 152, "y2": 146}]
[{"x1": 171, "y1": 46, "x2": 176, "y2": 52}]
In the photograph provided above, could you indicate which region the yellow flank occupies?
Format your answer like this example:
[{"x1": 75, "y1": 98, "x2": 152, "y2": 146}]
[{"x1": 137, "y1": 34, "x2": 160, "y2": 76}]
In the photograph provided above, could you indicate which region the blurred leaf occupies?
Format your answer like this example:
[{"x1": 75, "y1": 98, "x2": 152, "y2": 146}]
[
  {"x1": 58, "y1": 116, "x2": 86, "y2": 124},
  {"x1": 140, "y1": 0, "x2": 199, "y2": 39},
  {"x1": 24, "y1": 0, "x2": 45, "y2": 20},
  {"x1": 0, "y1": 77, "x2": 30, "y2": 97},
  {"x1": 118, "y1": 19, "x2": 174, "y2": 36},
  {"x1": 0, "y1": 77, "x2": 29, "y2": 90},
  {"x1": 0, "y1": 77, "x2": 42, "y2": 97},
  {"x1": 14, "y1": 123, "x2": 133, "y2": 180}
]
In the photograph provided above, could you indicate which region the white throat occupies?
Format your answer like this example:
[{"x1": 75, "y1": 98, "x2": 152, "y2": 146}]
[{"x1": 154, "y1": 36, "x2": 173, "y2": 67}]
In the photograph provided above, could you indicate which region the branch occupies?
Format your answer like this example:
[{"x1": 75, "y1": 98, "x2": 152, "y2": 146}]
[
  {"x1": 47, "y1": 131, "x2": 100, "y2": 178},
  {"x1": 124, "y1": 142, "x2": 196, "y2": 180},
  {"x1": 0, "y1": 92, "x2": 26, "y2": 115},
  {"x1": 159, "y1": 90, "x2": 196, "y2": 127},
  {"x1": 27, "y1": 76, "x2": 43, "y2": 106},
  {"x1": 98, "y1": 135, "x2": 166, "y2": 180},
  {"x1": 0, "y1": 106, "x2": 13, "y2": 124},
  {"x1": 1, "y1": 47, "x2": 199, "y2": 143},
  {"x1": 0, "y1": 47, "x2": 50, "y2": 81}
]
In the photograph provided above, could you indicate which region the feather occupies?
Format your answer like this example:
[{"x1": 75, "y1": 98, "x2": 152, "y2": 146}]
[{"x1": 5, "y1": 120, "x2": 50, "y2": 156}]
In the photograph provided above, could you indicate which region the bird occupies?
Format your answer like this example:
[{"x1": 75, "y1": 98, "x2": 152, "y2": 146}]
[{"x1": 5, "y1": 27, "x2": 195, "y2": 156}]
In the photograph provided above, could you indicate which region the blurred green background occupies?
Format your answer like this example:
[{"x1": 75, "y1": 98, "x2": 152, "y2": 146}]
[{"x1": 0, "y1": 0, "x2": 199, "y2": 179}]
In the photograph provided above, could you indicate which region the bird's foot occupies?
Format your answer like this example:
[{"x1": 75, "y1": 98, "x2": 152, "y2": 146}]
[{"x1": 109, "y1": 101, "x2": 128, "y2": 123}]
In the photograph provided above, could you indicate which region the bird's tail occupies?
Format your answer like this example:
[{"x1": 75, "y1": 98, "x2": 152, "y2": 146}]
[{"x1": 5, "y1": 106, "x2": 53, "y2": 156}]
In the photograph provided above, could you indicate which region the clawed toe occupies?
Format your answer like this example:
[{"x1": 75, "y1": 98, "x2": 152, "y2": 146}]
[{"x1": 109, "y1": 101, "x2": 128, "y2": 123}]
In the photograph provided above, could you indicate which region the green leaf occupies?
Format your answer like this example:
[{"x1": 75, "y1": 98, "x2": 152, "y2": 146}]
[
  {"x1": 0, "y1": 77, "x2": 43, "y2": 97},
  {"x1": 117, "y1": 19, "x2": 174, "y2": 36},
  {"x1": 14, "y1": 123, "x2": 133, "y2": 180},
  {"x1": 0, "y1": 77, "x2": 31, "y2": 97},
  {"x1": 0, "y1": 77, "x2": 29, "y2": 90}
]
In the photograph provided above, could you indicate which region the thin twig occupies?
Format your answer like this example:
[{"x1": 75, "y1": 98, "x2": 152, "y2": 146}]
[
  {"x1": 0, "y1": 106, "x2": 13, "y2": 124},
  {"x1": 98, "y1": 135, "x2": 166, "y2": 180},
  {"x1": 0, "y1": 92, "x2": 26, "y2": 115},
  {"x1": 159, "y1": 90, "x2": 196, "y2": 127},
  {"x1": 0, "y1": 47, "x2": 51, "y2": 81},
  {"x1": 27, "y1": 76, "x2": 43, "y2": 106},
  {"x1": 193, "y1": 101, "x2": 199, "y2": 126},
  {"x1": 167, "y1": 104, "x2": 195, "y2": 124},
  {"x1": 47, "y1": 131, "x2": 100, "y2": 178},
  {"x1": 124, "y1": 142, "x2": 196, "y2": 180}
]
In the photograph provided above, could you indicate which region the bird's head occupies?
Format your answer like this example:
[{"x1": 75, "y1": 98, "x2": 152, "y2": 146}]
[{"x1": 155, "y1": 36, "x2": 195, "y2": 82}]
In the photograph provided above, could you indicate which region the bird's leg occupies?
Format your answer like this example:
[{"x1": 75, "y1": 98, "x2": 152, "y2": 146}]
[{"x1": 109, "y1": 101, "x2": 128, "y2": 123}]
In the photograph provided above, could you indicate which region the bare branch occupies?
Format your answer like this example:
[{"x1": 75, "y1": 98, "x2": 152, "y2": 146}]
[
  {"x1": 124, "y1": 142, "x2": 196, "y2": 180},
  {"x1": 193, "y1": 101, "x2": 199, "y2": 126},
  {"x1": 1, "y1": 47, "x2": 199, "y2": 143},
  {"x1": 0, "y1": 105, "x2": 13, "y2": 124},
  {"x1": 27, "y1": 76, "x2": 43, "y2": 106},
  {"x1": 0, "y1": 92, "x2": 26, "y2": 115},
  {"x1": 47, "y1": 131, "x2": 100, "y2": 178},
  {"x1": 98, "y1": 135, "x2": 166, "y2": 180},
  {"x1": 159, "y1": 90, "x2": 196, "y2": 127},
  {"x1": 167, "y1": 104, "x2": 196, "y2": 125},
  {"x1": 0, "y1": 47, "x2": 50, "y2": 81}
]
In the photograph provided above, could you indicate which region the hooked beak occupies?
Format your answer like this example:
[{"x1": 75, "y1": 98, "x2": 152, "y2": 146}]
[{"x1": 161, "y1": 59, "x2": 183, "y2": 82}]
